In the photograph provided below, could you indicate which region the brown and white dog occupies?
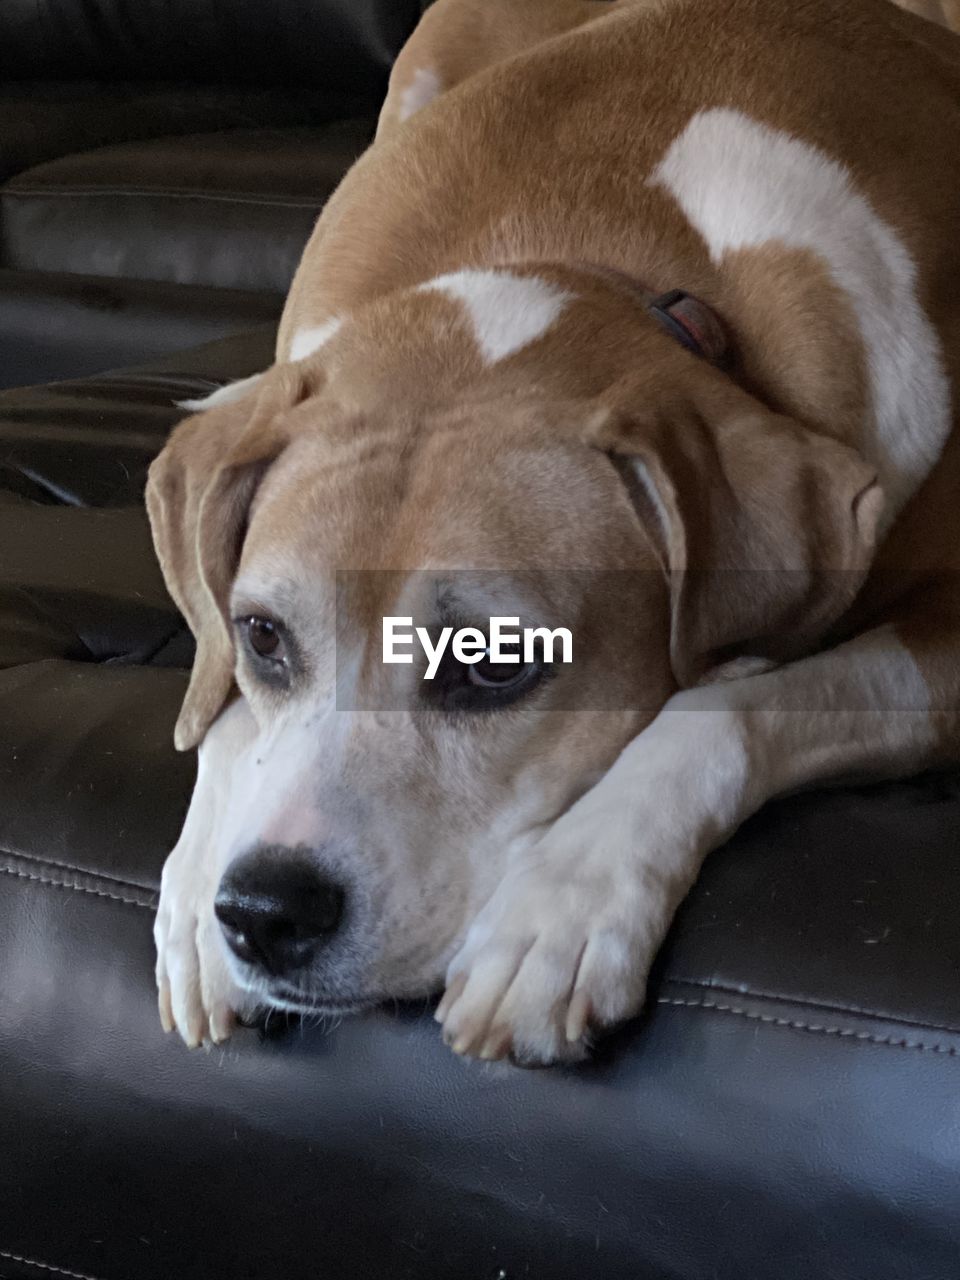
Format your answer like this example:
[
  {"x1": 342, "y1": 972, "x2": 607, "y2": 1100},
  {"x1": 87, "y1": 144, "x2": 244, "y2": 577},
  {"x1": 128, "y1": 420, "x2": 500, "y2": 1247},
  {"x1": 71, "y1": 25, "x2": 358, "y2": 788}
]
[{"x1": 147, "y1": 0, "x2": 960, "y2": 1066}]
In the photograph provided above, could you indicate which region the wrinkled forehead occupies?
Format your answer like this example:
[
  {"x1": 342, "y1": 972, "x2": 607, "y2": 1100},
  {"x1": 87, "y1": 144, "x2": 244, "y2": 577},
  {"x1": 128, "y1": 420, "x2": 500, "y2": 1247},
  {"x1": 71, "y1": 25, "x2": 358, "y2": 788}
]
[
  {"x1": 238, "y1": 415, "x2": 624, "y2": 590},
  {"x1": 231, "y1": 418, "x2": 654, "y2": 684}
]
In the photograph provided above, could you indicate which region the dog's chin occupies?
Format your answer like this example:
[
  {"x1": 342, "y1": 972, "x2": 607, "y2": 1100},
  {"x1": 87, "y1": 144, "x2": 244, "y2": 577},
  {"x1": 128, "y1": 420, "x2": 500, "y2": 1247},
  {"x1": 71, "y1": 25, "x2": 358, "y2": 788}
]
[
  {"x1": 227, "y1": 951, "x2": 448, "y2": 1018},
  {"x1": 257, "y1": 980, "x2": 374, "y2": 1017}
]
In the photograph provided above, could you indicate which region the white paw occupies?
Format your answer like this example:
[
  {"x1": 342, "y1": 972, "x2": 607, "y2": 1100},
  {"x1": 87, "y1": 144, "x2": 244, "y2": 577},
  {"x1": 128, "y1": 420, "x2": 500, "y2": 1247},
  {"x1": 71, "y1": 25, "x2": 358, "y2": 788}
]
[
  {"x1": 154, "y1": 850, "x2": 249, "y2": 1048},
  {"x1": 436, "y1": 835, "x2": 673, "y2": 1066}
]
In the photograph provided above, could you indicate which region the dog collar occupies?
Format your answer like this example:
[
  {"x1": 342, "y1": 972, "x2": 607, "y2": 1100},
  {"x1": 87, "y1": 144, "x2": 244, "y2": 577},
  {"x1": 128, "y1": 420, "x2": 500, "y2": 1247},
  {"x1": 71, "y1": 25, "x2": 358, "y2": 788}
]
[
  {"x1": 574, "y1": 262, "x2": 731, "y2": 368},
  {"x1": 647, "y1": 289, "x2": 730, "y2": 367}
]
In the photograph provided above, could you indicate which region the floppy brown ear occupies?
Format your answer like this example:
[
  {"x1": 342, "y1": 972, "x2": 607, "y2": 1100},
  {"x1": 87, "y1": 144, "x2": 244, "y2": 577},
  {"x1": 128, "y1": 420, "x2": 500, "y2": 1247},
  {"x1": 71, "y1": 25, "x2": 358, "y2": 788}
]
[
  {"x1": 146, "y1": 365, "x2": 310, "y2": 750},
  {"x1": 590, "y1": 396, "x2": 883, "y2": 687}
]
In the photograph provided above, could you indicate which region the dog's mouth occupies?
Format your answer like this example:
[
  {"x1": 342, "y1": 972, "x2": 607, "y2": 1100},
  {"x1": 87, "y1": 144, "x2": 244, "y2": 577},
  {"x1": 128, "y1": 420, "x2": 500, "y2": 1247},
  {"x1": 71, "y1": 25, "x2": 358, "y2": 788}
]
[{"x1": 265, "y1": 981, "x2": 377, "y2": 1017}]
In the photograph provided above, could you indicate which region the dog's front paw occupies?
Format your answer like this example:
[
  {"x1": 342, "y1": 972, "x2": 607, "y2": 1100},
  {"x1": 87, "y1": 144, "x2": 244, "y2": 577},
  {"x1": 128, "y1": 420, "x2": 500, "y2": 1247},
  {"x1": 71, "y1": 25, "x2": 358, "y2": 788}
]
[
  {"x1": 436, "y1": 846, "x2": 670, "y2": 1066},
  {"x1": 154, "y1": 853, "x2": 249, "y2": 1049}
]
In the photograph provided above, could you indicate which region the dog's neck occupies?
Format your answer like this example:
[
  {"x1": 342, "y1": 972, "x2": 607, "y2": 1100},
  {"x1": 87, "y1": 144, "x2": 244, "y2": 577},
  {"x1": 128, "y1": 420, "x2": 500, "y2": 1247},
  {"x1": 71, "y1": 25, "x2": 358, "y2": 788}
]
[
  {"x1": 423, "y1": 258, "x2": 743, "y2": 416},
  {"x1": 310, "y1": 255, "x2": 867, "y2": 479},
  {"x1": 480, "y1": 256, "x2": 869, "y2": 456}
]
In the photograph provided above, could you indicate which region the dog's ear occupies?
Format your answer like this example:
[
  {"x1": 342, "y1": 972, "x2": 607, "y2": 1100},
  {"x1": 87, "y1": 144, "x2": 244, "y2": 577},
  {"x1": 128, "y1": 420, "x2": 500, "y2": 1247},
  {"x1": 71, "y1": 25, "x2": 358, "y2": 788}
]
[
  {"x1": 587, "y1": 395, "x2": 883, "y2": 687},
  {"x1": 146, "y1": 365, "x2": 312, "y2": 750}
]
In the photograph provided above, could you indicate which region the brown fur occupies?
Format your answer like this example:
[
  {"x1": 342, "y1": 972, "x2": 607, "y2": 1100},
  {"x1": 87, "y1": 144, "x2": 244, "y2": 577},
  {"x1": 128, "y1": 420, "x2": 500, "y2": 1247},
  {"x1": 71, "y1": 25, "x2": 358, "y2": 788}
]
[{"x1": 273, "y1": 0, "x2": 960, "y2": 749}]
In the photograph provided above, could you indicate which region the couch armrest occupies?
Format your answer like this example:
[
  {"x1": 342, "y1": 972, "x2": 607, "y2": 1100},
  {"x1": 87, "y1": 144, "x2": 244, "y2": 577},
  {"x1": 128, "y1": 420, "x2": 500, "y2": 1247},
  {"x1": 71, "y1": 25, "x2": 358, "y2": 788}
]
[
  {"x1": 0, "y1": 1, "x2": 421, "y2": 96},
  {"x1": 0, "y1": 0, "x2": 424, "y2": 179},
  {"x1": 0, "y1": 81, "x2": 374, "y2": 183}
]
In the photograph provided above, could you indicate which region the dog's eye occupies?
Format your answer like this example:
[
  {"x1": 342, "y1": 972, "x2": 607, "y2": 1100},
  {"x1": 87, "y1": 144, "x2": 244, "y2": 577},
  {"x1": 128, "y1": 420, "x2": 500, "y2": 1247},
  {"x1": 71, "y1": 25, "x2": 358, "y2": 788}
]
[
  {"x1": 429, "y1": 646, "x2": 547, "y2": 713},
  {"x1": 232, "y1": 612, "x2": 295, "y2": 688},
  {"x1": 468, "y1": 654, "x2": 536, "y2": 690},
  {"x1": 244, "y1": 616, "x2": 283, "y2": 661}
]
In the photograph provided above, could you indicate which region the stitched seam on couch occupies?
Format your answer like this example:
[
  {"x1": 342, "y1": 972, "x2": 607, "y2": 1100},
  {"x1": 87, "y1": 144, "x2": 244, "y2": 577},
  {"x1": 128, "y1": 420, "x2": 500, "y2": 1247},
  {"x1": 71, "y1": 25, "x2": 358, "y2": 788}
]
[
  {"x1": 0, "y1": 1247, "x2": 105, "y2": 1280},
  {"x1": 0, "y1": 844, "x2": 157, "y2": 894},
  {"x1": 663, "y1": 974, "x2": 960, "y2": 1038},
  {"x1": 2, "y1": 848, "x2": 956, "y2": 1046},
  {"x1": 657, "y1": 996, "x2": 960, "y2": 1056},
  {"x1": 3, "y1": 187, "x2": 326, "y2": 208},
  {"x1": 0, "y1": 865, "x2": 153, "y2": 909},
  {"x1": 0, "y1": 858, "x2": 155, "y2": 911}
]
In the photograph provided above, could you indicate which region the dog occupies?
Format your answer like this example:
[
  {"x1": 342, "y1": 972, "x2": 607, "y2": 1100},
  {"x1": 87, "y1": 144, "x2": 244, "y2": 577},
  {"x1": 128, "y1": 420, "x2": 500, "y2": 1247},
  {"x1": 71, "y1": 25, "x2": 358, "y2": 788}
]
[{"x1": 147, "y1": 0, "x2": 960, "y2": 1066}]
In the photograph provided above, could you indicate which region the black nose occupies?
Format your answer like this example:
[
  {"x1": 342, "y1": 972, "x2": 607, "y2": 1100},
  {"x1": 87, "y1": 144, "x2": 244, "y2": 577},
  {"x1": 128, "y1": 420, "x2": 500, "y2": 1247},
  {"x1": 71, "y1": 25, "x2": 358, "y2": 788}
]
[{"x1": 214, "y1": 847, "x2": 346, "y2": 977}]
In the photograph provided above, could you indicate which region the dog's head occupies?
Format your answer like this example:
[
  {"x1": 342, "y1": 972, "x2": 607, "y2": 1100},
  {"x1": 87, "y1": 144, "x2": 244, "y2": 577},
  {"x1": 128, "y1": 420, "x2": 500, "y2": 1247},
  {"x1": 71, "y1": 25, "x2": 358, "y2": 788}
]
[{"x1": 147, "y1": 267, "x2": 881, "y2": 1014}]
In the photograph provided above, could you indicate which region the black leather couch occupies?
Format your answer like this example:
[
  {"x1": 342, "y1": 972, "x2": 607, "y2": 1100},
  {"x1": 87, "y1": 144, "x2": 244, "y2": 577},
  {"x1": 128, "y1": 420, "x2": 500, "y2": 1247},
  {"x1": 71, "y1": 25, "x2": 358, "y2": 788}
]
[
  {"x1": 2, "y1": 4, "x2": 960, "y2": 1278},
  {"x1": 0, "y1": 0, "x2": 424, "y2": 388}
]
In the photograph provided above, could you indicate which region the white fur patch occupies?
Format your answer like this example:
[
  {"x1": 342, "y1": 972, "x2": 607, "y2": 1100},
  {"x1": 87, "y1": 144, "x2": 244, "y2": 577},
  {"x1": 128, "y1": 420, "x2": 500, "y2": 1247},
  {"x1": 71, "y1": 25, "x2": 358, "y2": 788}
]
[
  {"x1": 650, "y1": 108, "x2": 952, "y2": 521},
  {"x1": 177, "y1": 372, "x2": 263, "y2": 413},
  {"x1": 398, "y1": 67, "x2": 443, "y2": 123},
  {"x1": 289, "y1": 318, "x2": 343, "y2": 362},
  {"x1": 419, "y1": 270, "x2": 574, "y2": 364}
]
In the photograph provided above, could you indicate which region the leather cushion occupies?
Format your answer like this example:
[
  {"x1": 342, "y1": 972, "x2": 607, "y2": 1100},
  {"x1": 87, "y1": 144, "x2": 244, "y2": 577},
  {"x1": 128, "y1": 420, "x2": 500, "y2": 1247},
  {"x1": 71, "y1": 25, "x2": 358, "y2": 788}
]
[
  {"x1": 0, "y1": 0, "x2": 423, "y2": 97},
  {"x1": 1, "y1": 122, "x2": 374, "y2": 293},
  {"x1": 0, "y1": 269, "x2": 281, "y2": 390},
  {"x1": 0, "y1": 81, "x2": 370, "y2": 184},
  {"x1": 2, "y1": 332, "x2": 960, "y2": 1278}
]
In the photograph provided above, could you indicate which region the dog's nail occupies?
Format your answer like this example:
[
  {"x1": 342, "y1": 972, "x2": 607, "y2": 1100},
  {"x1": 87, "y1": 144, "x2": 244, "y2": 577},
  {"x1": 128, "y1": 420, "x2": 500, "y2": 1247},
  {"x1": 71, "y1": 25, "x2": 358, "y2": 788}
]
[
  {"x1": 183, "y1": 1012, "x2": 206, "y2": 1049},
  {"x1": 565, "y1": 990, "x2": 591, "y2": 1043},
  {"x1": 435, "y1": 974, "x2": 467, "y2": 1023},
  {"x1": 479, "y1": 1027, "x2": 512, "y2": 1061},
  {"x1": 158, "y1": 985, "x2": 174, "y2": 1034},
  {"x1": 208, "y1": 1004, "x2": 235, "y2": 1044},
  {"x1": 450, "y1": 1035, "x2": 472, "y2": 1056}
]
